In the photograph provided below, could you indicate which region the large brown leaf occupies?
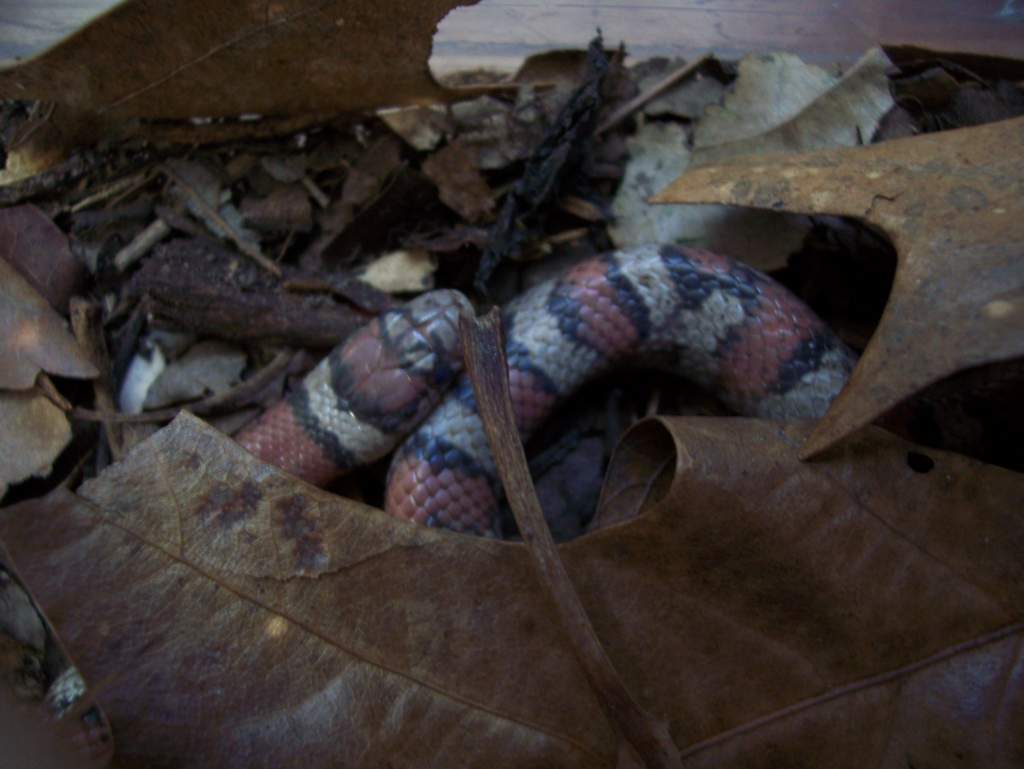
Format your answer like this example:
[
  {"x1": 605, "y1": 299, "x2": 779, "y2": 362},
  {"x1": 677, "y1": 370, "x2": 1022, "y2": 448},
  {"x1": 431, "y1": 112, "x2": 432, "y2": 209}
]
[
  {"x1": 653, "y1": 116, "x2": 1024, "y2": 458},
  {"x1": 0, "y1": 413, "x2": 1021, "y2": 766},
  {"x1": 0, "y1": 0, "x2": 476, "y2": 120}
]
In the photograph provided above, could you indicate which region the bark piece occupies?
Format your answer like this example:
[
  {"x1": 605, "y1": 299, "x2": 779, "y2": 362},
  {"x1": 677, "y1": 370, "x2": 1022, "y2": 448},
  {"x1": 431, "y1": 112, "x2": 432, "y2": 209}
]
[
  {"x1": 240, "y1": 184, "x2": 313, "y2": 233},
  {"x1": 129, "y1": 239, "x2": 372, "y2": 347}
]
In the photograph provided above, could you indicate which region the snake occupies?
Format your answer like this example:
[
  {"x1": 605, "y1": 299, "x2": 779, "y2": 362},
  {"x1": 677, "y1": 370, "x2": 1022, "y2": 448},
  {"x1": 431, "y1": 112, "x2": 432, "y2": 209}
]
[{"x1": 236, "y1": 244, "x2": 856, "y2": 536}]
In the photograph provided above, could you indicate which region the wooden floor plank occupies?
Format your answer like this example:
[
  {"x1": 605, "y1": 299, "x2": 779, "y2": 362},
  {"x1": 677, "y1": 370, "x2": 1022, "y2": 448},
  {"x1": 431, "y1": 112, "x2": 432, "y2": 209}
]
[
  {"x1": 431, "y1": 0, "x2": 1024, "y2": 72},
  {"x1": 0, "y1": 1, "x2": 1020, "y2": 76}
]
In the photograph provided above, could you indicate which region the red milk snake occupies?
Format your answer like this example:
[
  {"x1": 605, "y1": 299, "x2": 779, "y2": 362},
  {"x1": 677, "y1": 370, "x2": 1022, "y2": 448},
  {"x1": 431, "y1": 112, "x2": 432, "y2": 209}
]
[{"x1": 237, "y1": 244, "x2": 855, "y2": 535}]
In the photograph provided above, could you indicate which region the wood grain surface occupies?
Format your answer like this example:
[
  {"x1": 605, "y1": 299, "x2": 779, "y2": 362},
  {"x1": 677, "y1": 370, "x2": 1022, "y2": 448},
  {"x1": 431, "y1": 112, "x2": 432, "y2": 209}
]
[
  {"x1": 0, "y1": 1, "x2": 1021, "y2": 74},
  {"x1": 433, "y1": 0, "x2": 1024, "y2": 72}
]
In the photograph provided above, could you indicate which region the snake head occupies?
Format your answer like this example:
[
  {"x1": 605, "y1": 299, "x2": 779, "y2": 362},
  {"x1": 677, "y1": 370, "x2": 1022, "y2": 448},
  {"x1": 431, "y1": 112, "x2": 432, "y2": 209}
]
[{"x1": 332, "y1": 289, "x2": 474, "y2": 433}]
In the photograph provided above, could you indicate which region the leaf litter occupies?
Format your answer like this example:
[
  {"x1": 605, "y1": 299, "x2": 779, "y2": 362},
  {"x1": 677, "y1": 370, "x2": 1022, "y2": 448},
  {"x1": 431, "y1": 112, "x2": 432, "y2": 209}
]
[{"x1": 0, "y1": 10, "x2": 1021, "y2": 767}]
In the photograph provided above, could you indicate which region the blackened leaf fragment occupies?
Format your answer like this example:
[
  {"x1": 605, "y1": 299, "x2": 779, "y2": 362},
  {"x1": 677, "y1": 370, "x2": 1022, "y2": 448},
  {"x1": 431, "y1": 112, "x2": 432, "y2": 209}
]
[{"x1": 475, "y1": 35, "x2": 610, "y2": 294}]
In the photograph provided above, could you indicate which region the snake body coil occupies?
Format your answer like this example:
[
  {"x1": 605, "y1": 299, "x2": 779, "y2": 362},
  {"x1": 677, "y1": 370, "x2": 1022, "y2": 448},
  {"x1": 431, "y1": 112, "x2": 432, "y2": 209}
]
[{"x1": 238, "y1": 245, "x2": 856, "y2": 535}]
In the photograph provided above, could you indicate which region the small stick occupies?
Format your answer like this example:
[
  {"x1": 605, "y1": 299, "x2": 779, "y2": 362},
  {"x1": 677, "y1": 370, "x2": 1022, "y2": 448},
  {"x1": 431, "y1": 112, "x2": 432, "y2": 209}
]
[
  {"x1": 543, "y1": 227, "x2": 590, "y2": 247},
  {"x1": 70, "y1": 298, "x2": 125, "y2": 459},
  {"x1": 69, "y1": 169, "x2": 154, "y2": 213},
  {"x1": 597, "y1": 53, "x2": 713, "y2": 136},
  {"x1": 559, "y1": 195, "x2": 606, "y2": 222},
  {"x1": 113, "y1": 217, "x2": 171, "y2": 272},
  {"x1": 461, "y1": 310, "x2": 682, "y2": 769},
  {"x1": 71, "y1": 348, "x2": 294, "y2": 424},
  {"x1": 36, "y1": 373, "x2": 72, "y2": 412},
  {"x1": 160, "y1": 163, "x2": 282, "y2": 277},
  {"x1": 301, "y1": 175, "x2": 330, "y2": 208}
]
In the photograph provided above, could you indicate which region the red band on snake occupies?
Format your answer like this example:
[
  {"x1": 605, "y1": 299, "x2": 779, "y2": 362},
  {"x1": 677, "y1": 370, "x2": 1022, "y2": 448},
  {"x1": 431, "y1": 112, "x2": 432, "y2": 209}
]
[{"x1": 237, "y1": 244, "x2": 856, "y2": 536}]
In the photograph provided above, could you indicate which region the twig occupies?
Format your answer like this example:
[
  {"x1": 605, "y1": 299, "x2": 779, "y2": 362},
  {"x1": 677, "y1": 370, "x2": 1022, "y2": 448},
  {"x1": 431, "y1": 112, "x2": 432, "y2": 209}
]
[
  {"x1": 301, "y1": 175, "x2": 330, "y2": 208},
  {"x1": 71, "y1": 348, "x2": 294, "y2": 424},
  {"x1": 597, "y1": 53, "x2": 713, "y2": 135},
  {"x1": 559, "y1": 195, "x2": 606, "y2": 222},
  {"x1": 36, "y1": 373, "x2": 72, "y2": 412},
  {"x1": 543, "y1": 227, "x2": 590, "y2": 247},
  {"x1": 5, "y1": 102, "x2": 56, "y2": 151},
  {"x1": 160, "y1": 163, "x2": 282, "y2": 277},
  {"x1": 69, "y1": 170, "x2": 152, "y2": 213},
  {"x1": 461, "y1": 310, "x2": 683, "y2": 769},
  {"x1": 113, "y1": 217, "x2": 171, "y2": 271},
  {"x1": 0, "y1": 152, "x2": 96, "y2": 206},
  {"x1": 70, "y1": 298, "x2": 125, "y2": 459},
  {"x1": 276, "y1": 230, "x2": 296, "y2": 263}
]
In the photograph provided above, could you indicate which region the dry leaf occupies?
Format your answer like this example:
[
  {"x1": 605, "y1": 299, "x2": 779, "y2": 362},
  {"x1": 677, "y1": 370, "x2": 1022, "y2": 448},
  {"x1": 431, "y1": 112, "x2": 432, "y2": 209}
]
[
  {"x1": 608, "y1": 122, "x2": 810, "y2": 270},
  {"x1": 142, "y1": 341, "x2": 246, "y2": 410},
  {"x1": 0, "y1": 257, "x2": 97, "y2": 390},
  {"x1": 379, "y1": 105, "x2": 453, "y2": 151},
  {"x1": 0, "y1": 109, "x2": 92, "y2": 188},
  {"x1": 358, "y1": 249, "x2": 437, "y2": 293},
  {"x1": 592, "y1": 418, "x2": 1024, "y2": 767},
  {"x1": 422, "y1": 140, "x2": 496, "y2": 223},
  {"x1": 0, "y1": 0, "x2": 474, "y2": 120},
  {"x1": 1, "y1": 413, "x2": 1021, "y2": 766},
  {"x1": 0, "y1": 414, "x2": 614, "y2": 767},
  {"x1": 0, "y1": 205, "x2": 86, "y2": 312},
  {"x1": 0, "y1": 390, "x2": 70, "y2": 505},
  {"x1": 693, "y1": 52, "x2": 838, "y2": 146},
  {"x1": 240, "y1": 184, "x2": 314, "y2": 233},
  {"x1": 612, "y1": 49, "x2": 892, "y2": 271},
  {"x1": 609, "y1": 122, "x2": 690, "y2": 246},
  {"x1": 653, "y1": 116, "x2": 1024, "y2": 457},
  {"x1": 691, "y1": 47, "x2": 893, "y2": 167},
  {"x1": 308, "y1": 136, "x2": 406, "y2": 261},
  {"x1": 451, "y1": 93, "x2": 561, "y2": 171},
  {"x1": 0, "y1": 689, "x2": 105, "y2": 769},
  {"x1": 165, "y1": 159, "x2": 265, "y2": 264},
  {"x1": 630, "y1": 59, "x2": 725, "y2": 121},
  {"x1": 0, "y1": 545, "x2": 114, "y2": 768},
  {"x1": 259, "y1": 154, "x2": 308, "y2": 185}
]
